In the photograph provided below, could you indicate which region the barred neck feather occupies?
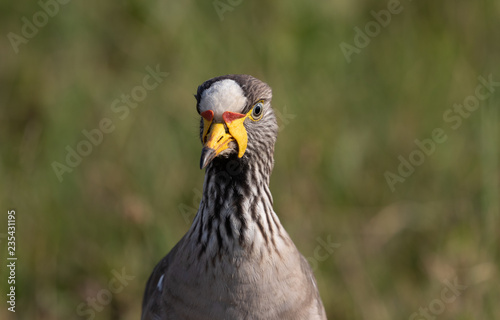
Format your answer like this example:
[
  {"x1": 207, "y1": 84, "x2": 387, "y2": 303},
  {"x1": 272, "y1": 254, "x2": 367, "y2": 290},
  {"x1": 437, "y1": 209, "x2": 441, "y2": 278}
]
[{"x1": 186, "y1": 141, "x2": 291, "y2": 265}]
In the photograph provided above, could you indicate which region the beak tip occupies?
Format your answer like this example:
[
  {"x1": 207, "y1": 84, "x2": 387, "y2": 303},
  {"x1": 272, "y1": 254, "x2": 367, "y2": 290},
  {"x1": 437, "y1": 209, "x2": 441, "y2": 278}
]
[{"x1": 200, "y1": 147, "x2": 216, "y2": 170}]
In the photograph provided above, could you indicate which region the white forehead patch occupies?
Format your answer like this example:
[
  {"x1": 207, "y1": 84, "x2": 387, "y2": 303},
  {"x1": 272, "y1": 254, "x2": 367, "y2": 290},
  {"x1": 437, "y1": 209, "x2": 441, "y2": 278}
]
[{"x1": 199, "y1": 79, "x2": 248, "y2": 121}]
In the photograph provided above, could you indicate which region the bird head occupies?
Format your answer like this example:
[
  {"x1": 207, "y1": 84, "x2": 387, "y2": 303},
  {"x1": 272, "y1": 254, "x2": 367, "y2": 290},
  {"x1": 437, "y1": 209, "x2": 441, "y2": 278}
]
[{"x1": 195, "y1": 75, "x2": 278, "y2": 169}]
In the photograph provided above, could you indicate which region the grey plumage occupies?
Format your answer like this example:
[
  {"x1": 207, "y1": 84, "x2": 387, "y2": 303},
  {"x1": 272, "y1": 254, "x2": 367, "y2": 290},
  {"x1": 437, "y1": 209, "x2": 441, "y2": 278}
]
[{"x1": 142, "y1": 75, "x2": 327, "y2": 320}]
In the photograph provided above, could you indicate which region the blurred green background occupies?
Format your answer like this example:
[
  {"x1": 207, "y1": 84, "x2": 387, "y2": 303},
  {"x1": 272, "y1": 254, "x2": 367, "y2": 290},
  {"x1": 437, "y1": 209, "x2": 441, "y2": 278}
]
[{"x1": 1, "y1": 0, "x2": 499, "y2": 319}]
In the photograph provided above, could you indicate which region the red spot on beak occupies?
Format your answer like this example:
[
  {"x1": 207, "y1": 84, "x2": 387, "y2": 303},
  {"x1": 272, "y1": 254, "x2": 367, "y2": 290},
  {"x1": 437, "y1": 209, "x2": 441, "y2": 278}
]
[
  {"x1": 223, "y1": 111, "x2": 245, "y2": 124},
  {"x1": 201, "y1": 110, "x2": 214, "y2": 121}
]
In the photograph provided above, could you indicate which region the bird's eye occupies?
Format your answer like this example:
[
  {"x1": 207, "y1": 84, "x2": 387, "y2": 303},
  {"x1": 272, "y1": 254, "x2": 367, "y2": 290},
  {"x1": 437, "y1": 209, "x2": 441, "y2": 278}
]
[{"x1": 251, "y1": 102, "x2": 264, "y2": 120}]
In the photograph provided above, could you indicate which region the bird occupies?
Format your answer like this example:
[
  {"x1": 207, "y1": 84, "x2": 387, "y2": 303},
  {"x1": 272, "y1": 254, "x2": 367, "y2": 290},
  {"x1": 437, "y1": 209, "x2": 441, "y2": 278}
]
[{"x1": 142, "y1": 75, "x2": 327, "y2": 320}]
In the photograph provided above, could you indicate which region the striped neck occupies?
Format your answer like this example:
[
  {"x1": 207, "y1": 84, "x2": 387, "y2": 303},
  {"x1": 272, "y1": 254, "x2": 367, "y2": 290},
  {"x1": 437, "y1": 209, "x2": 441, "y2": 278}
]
[{"x1": 188, "y1": 149, "x2": 287, "y2": 262}]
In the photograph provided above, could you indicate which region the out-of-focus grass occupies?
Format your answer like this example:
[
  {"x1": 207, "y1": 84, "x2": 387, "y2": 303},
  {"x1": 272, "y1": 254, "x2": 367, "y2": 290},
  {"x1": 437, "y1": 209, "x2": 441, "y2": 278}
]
[{"x1": 0, "y1": 0, "x2": 499, "y2": 319}]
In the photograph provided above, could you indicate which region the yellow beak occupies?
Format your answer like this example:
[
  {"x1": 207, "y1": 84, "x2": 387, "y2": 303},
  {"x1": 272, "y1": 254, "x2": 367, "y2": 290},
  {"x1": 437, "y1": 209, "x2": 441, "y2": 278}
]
[{"x1": 200, "y1": 112, "x2": 249, "y2": 169}]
